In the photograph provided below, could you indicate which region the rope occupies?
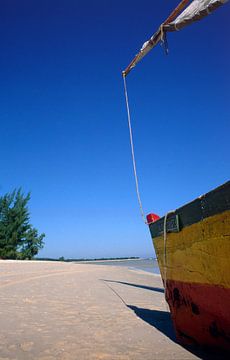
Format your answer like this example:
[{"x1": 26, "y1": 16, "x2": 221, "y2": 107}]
[
  {"x1": 163, "y1": 211, "x2": 175, "y2": 300},
  {"x1": 160, "y1": 25, "x2": 169, "y2": 55},
  {"x1": 122, "y1": 74, "x2": 146, "y2": 224}
]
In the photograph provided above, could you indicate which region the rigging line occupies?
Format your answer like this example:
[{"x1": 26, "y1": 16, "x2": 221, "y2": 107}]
[
  {"x1": 163, "y1": 211, "x2": 175, "y2": 302},
  {"x1": 122, "y1": 74, "x2": 146, "y2": 224},
  {"x1": 163, "y1": 213, "x2": 168, "y2": 292}
]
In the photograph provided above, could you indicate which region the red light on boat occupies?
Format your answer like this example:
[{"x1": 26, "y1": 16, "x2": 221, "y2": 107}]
[{"x1": 146, "y1": 213, "x2": 160, "y2": 224}]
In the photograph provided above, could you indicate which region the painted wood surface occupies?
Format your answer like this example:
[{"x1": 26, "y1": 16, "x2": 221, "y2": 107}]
[{"x1": 154, "y1": 210, "x2": 230, "y2": 287}]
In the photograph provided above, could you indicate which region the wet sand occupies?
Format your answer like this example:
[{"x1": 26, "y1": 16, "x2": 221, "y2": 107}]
[{"x1": 0, "y1": 260, "x2": 202, "y2": 359}]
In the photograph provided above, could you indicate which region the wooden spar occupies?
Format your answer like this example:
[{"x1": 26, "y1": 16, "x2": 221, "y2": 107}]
[
  {"x1": 122, "y1": 0, "x2": 191, "y2": 77},
  {"x1": 163, "y1": 0, "x2": 191, "y2": 24}
]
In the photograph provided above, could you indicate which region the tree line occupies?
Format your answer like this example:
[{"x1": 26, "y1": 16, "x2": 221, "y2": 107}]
[{"x1": 0, "y1": 189, "x2": 45, "y2": 260}]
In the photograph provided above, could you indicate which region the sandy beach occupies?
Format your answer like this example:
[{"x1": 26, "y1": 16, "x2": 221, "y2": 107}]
[{"x1": 0, "y1": 260, "x2": 211, "y2": 359}]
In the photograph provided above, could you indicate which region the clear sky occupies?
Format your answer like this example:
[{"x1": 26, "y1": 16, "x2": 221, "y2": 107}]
[{"x1": 0, "y1": 0, "x2": 229, "y2": 259}]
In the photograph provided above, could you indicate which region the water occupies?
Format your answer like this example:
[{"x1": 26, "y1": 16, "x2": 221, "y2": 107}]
[{"x1": 79, "y1": 258, "x2": 160, "y2": 275}]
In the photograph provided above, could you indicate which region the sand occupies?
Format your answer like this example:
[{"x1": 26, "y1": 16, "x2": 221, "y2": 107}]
[{"x1": 0, "y1": 260, "x2": 203, "y2": 360}]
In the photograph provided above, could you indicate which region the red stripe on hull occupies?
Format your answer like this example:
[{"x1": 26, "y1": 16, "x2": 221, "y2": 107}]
[{"x1": 165, "y1": 280, "x2": 230, "y2": 350}]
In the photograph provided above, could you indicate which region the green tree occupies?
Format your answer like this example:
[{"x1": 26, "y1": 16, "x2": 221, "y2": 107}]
[{"x1": 0, "y1": 189, "x2": 45, "y2": 259}]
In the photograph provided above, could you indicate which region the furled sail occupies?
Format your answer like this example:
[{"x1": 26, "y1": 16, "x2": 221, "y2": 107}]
[
  {"x1": 165, "y1": 0, "x2": 228, "y2": 31},
  {"x1": 123, "y1": 0, "x2": 228, "y2": 77}
]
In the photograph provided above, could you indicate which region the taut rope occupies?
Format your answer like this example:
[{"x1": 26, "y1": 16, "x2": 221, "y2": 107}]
[
  {"x1": 122, "y1": 74, "x2": 146, "y2": 224},
  {"x1": 163, "y1": 210, "x2": 175, "y2": 301}
]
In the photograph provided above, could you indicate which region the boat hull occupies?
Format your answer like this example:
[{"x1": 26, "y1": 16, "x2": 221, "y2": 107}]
[
  {"x1": 166, "y1": 279, "x2": 230, "y2": 349},
  {"x1": 148, "y1": 181, "x2": 230, "y2": 351}
]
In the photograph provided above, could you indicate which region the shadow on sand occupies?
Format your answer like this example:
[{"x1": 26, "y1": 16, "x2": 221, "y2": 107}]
[
  {"x1": 102, "y1": 280, "x2": 229, "y2": 360},
  {"x1": 127, "y1": 305, "x2": 229, "y2": 360},
  {"x1": 128, "y1": 305, "x2": 176, "y2": 340},
  {"x1": 102, "y1": 279, "x2": 164, "y2": 294}
]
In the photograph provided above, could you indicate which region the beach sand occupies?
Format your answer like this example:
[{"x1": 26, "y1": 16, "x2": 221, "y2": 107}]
[{"x1": 0, "y1": 260, "x2": 203, "y2": 359}]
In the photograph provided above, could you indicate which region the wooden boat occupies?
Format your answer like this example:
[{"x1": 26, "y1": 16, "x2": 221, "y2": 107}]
[
  {"x1": 123, "y1": 0, "x2": 229, "y2": 351},
  {"x1": 147, "y1": 181, "x2": 230, "y2": 350}
]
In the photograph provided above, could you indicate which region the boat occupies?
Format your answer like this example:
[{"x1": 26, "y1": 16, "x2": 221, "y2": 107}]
[
  {"x1": 147, "y1": 181, "x2": 230, "y2": 350},
  {"x1": 123, "y1": 0, "x2": 230, "y2": 351}
]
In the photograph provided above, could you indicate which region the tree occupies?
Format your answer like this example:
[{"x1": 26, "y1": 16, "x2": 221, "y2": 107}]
[{"x1": 0, "y1": 189, "x2": 45, "y2": 259}]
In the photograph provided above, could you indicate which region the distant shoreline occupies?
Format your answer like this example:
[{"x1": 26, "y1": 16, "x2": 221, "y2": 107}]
[
  {"x1": 76, "y1": 258, "x2": 149, "y2": 263},
  {"x1": 0, "y1": 258, "x2": 154, "y2": 263},
  {"x1": 34, "y1": 256, "x2": 151, "y2": 263}
]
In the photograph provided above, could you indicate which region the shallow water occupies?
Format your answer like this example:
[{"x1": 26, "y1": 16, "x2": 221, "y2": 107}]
[{"x1": 79, "y1": 258, "x2": 160, "y2": 275}]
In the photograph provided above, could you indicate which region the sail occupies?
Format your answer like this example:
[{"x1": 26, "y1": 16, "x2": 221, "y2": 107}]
[
  {"x1": 164, "y1": 0, "x2": 228, "y2": 31},
  {"x1": 123, "y1": 0, "x2": 228, "y2": 77}
]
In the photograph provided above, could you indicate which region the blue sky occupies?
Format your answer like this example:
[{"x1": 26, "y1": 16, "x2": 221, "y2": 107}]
[{"x1": 0, "y1": 0, "x2": 229, "y2": 259}]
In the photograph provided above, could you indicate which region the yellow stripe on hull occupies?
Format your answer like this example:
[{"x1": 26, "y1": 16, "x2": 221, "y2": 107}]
[{"x1": 152, "y1": 210, "x2": 230, "y2": 288}]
